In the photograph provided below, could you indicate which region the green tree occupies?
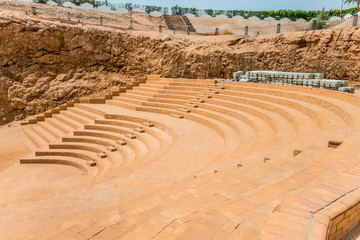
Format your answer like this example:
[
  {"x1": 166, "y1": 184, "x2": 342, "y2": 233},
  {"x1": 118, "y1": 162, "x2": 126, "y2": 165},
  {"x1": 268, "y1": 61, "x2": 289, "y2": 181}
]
[
  {"x1": 125, "y1": 3, "x2": 132, "y2": 10},
  {"x1": 189, "y1": 8, "x2": 198, "y2": 14},
  {"x1": 145, "y1": 5, "x2": 162, "y2": 12},
  {"x1": 171, "y1": 5, "x2": 181, "y2": 15},
  {"x1": 316, "y1": 8, "x2": 328, "y2": 29},
  {"x1": 344, "y1": 0, "x2": 360, "y2": 10},
  {"x1": 169, "y1": 5, "x2": 356, "y2": 20},
  {"x1": 69, "y1": 0, "x2": 94, "y2": 4},
  {"x1": 205, "y1": 9, "x2": 213, "y2": 16}
]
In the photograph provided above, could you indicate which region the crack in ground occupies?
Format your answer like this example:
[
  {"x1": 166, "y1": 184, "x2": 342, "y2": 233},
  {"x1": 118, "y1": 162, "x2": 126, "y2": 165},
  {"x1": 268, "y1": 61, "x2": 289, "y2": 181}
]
[
  {"x1": 88, "y1": 224, "x2": 114, "y2": 240},
  {"x1": 151, "y1": 218, "x2": 177, "y2": 239}
]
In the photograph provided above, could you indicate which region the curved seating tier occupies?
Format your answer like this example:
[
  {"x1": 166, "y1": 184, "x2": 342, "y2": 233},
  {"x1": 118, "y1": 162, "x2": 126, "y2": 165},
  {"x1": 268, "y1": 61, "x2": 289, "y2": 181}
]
[
  {"x1": 19, "y1": 93, "x2": 174, "y2": 179},
  {"x1": 10, "y1": 76, "x2": 360, "y2": 240},
  {"x1": 19, "y1": 158, "x2": 92, "y2": 175}
]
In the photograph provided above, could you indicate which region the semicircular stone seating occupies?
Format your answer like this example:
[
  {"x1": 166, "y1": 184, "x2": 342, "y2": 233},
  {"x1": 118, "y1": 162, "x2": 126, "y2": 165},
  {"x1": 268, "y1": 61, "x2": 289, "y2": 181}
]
[
  {"x1": 12, "y1": 75, "x2": 360, "y2": 240},
  {"x1": 20, "y1": 95, "x2": 175, "y2": 179}
]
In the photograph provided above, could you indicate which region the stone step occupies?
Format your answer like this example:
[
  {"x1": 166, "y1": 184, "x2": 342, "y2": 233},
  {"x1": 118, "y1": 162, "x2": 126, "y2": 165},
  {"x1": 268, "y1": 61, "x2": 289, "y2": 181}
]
[
  {"x1": 177, "y1": 108, "x2": 191, "y2": 113},
  {"x1": 170, "y1": 113, "x2": 184, "y2": 119}
]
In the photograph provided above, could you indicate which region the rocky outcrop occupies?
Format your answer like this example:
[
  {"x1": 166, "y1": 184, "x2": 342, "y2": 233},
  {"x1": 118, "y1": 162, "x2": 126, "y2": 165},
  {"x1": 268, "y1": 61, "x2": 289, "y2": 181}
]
[{"x1": 1, "y1": 15, "x2": 360, "y2": 125}]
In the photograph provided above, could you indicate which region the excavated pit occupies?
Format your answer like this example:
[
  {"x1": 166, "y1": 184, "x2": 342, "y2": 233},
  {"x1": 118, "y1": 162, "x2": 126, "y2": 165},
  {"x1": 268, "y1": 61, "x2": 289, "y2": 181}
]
[{"x1": 1, "y1": 1, "x2": 360, "y2": 240}]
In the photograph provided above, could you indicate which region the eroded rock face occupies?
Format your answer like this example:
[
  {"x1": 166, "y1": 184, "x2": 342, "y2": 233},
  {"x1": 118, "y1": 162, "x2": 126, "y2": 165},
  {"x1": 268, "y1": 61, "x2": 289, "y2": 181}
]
[
  {"x1": 1, "y1": 16, "x2": 360, "y2": 125},
  {"x1": 0, "y1": 78, "x2": 10, "y2": 124}
]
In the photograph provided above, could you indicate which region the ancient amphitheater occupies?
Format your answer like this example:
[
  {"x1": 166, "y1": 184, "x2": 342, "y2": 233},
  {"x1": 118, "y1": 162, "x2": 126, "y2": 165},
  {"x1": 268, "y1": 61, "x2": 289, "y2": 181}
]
[
  {"x1": 1, "y1": 74, "x2": 359, "y2": 240},
  {"x1": 2, "y1": 1, "x2": 360, "y2": 240}
]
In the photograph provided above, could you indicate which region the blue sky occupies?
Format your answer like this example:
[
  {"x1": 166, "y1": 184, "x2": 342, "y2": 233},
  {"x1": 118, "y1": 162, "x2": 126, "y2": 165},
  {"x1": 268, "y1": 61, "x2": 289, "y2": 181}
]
[{"x1": 111, "y1": 0, "x2": 358, "y2": 11}]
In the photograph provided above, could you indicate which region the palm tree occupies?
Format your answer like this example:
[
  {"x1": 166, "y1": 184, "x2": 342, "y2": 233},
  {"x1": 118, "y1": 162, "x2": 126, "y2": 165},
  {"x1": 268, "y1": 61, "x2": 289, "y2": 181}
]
[{"x1": 344, "y1": 0, "x2": 360, "y2": 9}]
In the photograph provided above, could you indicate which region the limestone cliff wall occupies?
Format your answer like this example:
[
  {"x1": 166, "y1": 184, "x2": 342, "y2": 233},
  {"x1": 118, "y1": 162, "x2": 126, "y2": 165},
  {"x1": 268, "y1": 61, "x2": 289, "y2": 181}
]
[{"x1": 1, "y1": 16, "x2": 360, "y2": 124}]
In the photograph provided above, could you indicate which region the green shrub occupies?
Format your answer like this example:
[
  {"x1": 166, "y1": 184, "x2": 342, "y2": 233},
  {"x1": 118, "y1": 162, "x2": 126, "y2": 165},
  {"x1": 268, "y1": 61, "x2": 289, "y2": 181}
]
[
  {"x1": 171, "y1": 6, "x2": 358, "y2": 20},
  {"x1": 33, "y1": 0, "x2": 47, "y2": 3},
  {"x1": 315, "y1": 8, "x2": 329, "y2": 29}
]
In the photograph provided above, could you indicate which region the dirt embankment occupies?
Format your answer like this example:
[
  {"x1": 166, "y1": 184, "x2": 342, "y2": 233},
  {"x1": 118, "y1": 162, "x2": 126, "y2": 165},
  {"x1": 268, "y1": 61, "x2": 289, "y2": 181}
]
[{"x1": 1, "y1": 13, "x2": 360, "y2": 125}]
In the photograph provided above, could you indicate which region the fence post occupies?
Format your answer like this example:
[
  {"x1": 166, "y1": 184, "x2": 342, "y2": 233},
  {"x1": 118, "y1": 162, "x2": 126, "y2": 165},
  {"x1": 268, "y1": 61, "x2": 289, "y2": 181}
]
[
  {"x1": 353, "y1": 15, "x2": 358, "y2": 27},
  {"x1": 277, "y1": 23, "x2": 281, "y2": 33},
  {"x1": 159, "y1": 24, "x2": 162, "y2": 33},
  {"x1": 67, "y1": 11, "x2": 70, "y2": 21},
  {"x1": 245, "y1": 26, "x2": 248, "y2": 36},
  {"x1": 215, "y1": 27, "x2": 218, "y2": 36},
  {"x1": 129, "y1": 20, "x2": 133, "y2": 29},
  {"x1": 187, "y1": 26, "x2": 190, "y2": 35},
  {"x1": 312, "y1": 20, "x2": 316, "y2": 30},
  {"x1": 32, "y1": 6, "x2": 36, "y2": 15},
  {"x1": 100, "y1": 16, "x2": 103, "y2": 26}
]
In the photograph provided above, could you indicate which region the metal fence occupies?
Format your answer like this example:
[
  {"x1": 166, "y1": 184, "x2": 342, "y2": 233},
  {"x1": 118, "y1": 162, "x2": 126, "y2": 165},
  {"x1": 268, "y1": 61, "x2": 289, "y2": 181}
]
[
  {"x1": 24, "y1": 0, "x2": 360, "y2": 37},
  {"x1": 60, "y1": 0, "x2": 169, "y2": 13},
  {"x1": 326, "y1": 15, "x2": 359, "y2": 29},
  {"x1": 200, "y1": 15, "x2": 359, "y2": 37}
]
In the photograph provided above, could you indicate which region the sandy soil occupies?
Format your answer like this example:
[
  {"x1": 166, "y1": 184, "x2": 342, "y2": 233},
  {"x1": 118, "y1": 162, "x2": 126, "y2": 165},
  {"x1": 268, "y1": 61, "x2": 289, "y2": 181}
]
[{"x1": 0, "y1": 0, "x2": 166, "y2": 31}]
